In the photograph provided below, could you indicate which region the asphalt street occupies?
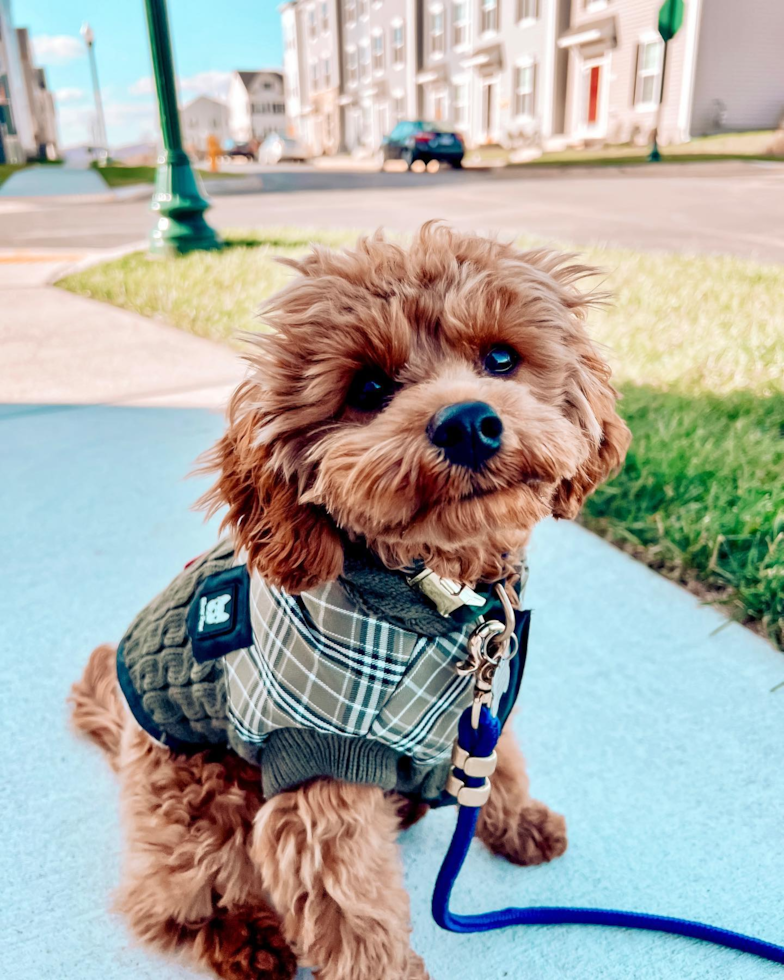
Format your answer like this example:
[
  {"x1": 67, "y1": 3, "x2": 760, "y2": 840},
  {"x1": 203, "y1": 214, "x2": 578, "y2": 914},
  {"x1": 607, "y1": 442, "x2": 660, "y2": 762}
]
[{"x1": 1, "y1": 160, "x2": 783, "y2": 261}]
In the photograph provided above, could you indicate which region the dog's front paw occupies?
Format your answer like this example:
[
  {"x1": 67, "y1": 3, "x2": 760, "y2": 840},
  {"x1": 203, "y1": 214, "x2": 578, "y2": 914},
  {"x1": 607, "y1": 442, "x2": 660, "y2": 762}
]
[
  {"x1": 484, "y1": 800, "x2": 567, "y2": 866},
  {"x1": 201, "y1": 906, "x2": 298, "y2": 980}
]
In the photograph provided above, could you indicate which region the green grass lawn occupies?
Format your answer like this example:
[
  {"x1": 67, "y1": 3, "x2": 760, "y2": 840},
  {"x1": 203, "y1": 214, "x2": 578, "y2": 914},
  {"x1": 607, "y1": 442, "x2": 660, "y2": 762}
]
[
  {"x1": 513, "y1": 130, "x2": 784, "y2": 168},
  {"x1": 57, "y1": 230, "x2": 784, "y2": 648},
  {"x1": 94, "y1": 164, "x2": 241, "y2": 187},
  {"x1": 0, "y1": 163, "x2": 26, "y2": 187}
]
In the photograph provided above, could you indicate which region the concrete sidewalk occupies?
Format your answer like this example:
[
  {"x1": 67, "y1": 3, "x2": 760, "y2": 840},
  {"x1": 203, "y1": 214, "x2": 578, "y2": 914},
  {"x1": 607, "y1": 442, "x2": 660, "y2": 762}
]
[
  {"x1": 1, "y1": 403, "x2": 782, "y2": 980},
  {"x1": 0, "y1": 165, "x2": 108, "y2": 198},
  {"x1": 0, "y1": 257, "x2": 245, "y2": 408},
  {"x1": 1, "y1": 256, "x2": 782, "y2": 979}
]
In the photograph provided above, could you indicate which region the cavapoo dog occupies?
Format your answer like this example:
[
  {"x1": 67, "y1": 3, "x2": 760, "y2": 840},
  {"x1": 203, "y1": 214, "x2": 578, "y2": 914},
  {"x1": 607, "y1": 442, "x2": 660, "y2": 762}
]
[{"x1": 71, "y1": 223, "x2": 629, "y2": 980}]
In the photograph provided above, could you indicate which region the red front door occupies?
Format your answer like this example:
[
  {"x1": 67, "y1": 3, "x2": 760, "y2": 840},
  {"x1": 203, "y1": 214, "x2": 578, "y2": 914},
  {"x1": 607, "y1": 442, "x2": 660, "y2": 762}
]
[{"x1": 587, "y1": 65, "x2": 601, "y2": 125}]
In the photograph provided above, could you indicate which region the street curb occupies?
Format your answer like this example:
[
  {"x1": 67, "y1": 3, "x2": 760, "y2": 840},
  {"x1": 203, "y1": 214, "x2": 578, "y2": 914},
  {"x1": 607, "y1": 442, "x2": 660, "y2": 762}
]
[{"x1": 48, "y1": 240, "x2": 148, "y2": 284}]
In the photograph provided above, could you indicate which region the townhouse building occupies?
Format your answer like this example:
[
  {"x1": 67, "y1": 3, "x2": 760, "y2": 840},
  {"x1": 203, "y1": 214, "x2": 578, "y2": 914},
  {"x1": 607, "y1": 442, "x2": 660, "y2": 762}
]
[
  {"x1": 0, "y1": 1, "x2": 50, "y2": 163},
  {"x1": 557, "y1": 0, "x2": 784, "y2": 146},
  {"x1": 16, "y1": 27, "x2": 58, "y2": 159},
  {"x1": 281, "y1": 0, "x2": 344, "y2": 155},
  {"x1": 281, "y1": 0, "x2": 784, "y2": 156},
  {"x1": 415, "y1": 0, "x2": 570, "y2": 146}
]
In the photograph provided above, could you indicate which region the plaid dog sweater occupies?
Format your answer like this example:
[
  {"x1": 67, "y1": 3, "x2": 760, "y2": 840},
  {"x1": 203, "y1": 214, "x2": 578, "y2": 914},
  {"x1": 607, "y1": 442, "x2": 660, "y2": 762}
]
[{"x1": 117, "y1": 541, "x2": 526, "y2": 802}]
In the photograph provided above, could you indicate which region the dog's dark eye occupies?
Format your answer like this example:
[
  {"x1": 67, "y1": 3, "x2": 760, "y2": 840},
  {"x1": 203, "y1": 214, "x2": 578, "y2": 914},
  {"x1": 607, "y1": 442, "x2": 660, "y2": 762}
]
[
  {"x1": 346, "y1": 369, "x2": 394, "y2": 412},
  {"x1": 484, "y1": 346, "x2": 519, "y2": 375}
]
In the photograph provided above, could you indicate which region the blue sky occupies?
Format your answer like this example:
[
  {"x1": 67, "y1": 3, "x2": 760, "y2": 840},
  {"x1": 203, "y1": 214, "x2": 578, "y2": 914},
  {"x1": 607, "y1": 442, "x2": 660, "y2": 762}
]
[{"x1": 18, "y1": 0, "x2": 284, "y2": 148}]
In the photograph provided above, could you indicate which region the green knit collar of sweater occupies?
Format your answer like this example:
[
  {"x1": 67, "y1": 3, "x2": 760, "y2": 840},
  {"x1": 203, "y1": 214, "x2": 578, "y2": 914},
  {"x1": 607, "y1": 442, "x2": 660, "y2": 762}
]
[{"x1": 338, "y1": 542, "x2": 516, "y2": 638}]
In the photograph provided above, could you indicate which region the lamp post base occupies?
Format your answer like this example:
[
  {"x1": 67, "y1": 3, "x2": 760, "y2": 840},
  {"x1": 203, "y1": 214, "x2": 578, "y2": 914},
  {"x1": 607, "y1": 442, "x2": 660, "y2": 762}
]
[{"x1": 149, "y1": 149, "x2": 222, "y2": 257}]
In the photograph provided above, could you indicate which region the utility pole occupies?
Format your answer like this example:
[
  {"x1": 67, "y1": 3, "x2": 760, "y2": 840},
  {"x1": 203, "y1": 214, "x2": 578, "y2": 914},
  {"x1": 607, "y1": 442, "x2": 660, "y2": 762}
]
[
  {"x1": 142, "y1": 0, "x2": 221, "y2": 256},
  {"x1": 80, "y1": 23, "x2": 108, "y2": 162}
]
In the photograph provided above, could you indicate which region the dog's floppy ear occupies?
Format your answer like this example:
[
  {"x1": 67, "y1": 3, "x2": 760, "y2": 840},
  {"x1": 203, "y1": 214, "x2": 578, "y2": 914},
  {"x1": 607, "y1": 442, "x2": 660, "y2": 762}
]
[
  {"x1": 551, "y1": 341, "x2": 631, "y2": 520},
  {"x1": 198, "y1": 380, "x2": 344, "y2": 594}
]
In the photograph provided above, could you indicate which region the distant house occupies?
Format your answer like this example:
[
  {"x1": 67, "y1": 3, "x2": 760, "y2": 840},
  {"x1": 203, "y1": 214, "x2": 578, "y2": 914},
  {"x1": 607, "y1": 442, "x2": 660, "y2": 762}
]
[
  {"x1": 559, "y1": 0, "x2": 784, "y2": 146},
  {"x1": 16, "y1": 28, "x2": 58, "y2": 159},
  {"x1": 227, "y1": 70, "x2": 287, "y2": 143},
  {"x1": 180, "y1": 95, "x2": 230, "y2": 155}
]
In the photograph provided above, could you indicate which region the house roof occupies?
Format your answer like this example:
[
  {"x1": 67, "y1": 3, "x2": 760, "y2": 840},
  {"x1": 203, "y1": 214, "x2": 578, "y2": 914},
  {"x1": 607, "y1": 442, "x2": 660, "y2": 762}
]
[
  {"x1": 235, "y1": 70, "x2": 284, "y2": 92},
  {"x1": 182, "y1": 94, "x2": 228, "y2": 111}
]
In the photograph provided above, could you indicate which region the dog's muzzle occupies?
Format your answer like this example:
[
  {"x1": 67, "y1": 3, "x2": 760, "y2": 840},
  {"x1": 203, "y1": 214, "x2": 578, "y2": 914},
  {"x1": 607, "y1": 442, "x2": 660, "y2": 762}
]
[{"x1": 427, "y1": 401, "x2": 503, "y2": 471}]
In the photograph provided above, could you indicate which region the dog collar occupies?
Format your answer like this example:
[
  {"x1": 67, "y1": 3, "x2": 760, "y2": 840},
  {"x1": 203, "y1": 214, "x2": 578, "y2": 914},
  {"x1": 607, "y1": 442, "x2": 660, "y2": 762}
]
[{"x1": 339, "y1": 543, "x2": 527, "y2": 636}]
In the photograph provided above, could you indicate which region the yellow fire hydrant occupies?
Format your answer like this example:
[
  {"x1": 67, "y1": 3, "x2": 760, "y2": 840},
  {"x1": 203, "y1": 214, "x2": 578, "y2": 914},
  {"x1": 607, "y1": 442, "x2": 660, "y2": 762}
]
[{"x1": 206, "y1": 133, "x2": 220, "y2": 173}]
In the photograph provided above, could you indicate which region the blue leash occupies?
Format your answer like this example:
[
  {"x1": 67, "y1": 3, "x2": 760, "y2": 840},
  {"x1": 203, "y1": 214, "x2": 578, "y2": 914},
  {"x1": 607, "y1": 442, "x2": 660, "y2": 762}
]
[{"x1": 432, "y1": 706, "x2": 784, "y2": 965}]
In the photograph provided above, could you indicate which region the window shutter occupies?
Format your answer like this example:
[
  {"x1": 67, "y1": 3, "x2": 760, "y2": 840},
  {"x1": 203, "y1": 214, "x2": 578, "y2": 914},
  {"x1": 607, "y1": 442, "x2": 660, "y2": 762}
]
[
  {"x1": 632, "y1": 43, "x2": 641, "y2": 106},
  {"x1": 532, "y1": 60, "x2": 538, "y2": 110}
]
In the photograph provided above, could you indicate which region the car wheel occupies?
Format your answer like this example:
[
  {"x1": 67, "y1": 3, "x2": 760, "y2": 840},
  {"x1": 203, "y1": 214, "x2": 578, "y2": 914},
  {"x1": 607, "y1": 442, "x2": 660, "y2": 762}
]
[{"x1": 452, "y1": 159, "x2": 463, "y2": 169}]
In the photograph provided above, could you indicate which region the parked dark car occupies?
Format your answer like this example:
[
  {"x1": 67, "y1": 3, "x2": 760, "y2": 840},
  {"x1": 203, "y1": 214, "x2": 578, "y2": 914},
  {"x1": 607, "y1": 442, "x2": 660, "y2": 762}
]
[
  {"x1": 227, "y1": 141, "x2": 258, "y2": 161},
  {"x1": 382, "y1": 121, "x2": 464, "y2": 169}
]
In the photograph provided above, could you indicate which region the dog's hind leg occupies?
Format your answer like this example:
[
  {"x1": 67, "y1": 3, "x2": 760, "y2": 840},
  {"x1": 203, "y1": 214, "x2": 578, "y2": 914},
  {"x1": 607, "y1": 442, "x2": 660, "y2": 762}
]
[
  {"x1": 116, "y1": 726, "x2": 296, "y2": 980},
  {"x1": 252, "y1": 779, "x2": 429, "y2": 980},
  {"x1": 475, "y1": 722, "x2": 567, "y2": 866}
]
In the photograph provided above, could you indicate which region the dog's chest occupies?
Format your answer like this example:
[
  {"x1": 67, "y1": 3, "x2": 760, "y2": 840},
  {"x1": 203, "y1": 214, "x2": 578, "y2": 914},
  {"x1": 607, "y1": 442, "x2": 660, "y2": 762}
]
[{"x1": 223, "y1": 573, "x2": 475, "y2": 765}]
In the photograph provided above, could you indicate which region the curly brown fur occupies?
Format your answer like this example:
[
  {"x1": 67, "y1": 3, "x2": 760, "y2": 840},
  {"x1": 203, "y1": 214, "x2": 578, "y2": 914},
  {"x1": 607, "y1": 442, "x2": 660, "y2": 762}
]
[
  {"x1": 199, "y1": 222, "x2": 629, "y2": 591},
  {"x1": 71, "y1": 646, "x2": 296, "y2": 980},
  {"x1": 252, "y1": 780, "x2": 428, "y2": 979},
  {"x1": 74, "y1": 224, "x2": 629, "y2": 979}
]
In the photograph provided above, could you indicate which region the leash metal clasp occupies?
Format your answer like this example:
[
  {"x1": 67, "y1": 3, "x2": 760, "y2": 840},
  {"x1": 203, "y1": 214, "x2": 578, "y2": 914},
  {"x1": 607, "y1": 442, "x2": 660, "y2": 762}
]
[{"x1": 456, "y1": 583, "x2": 516, "y2": 729}]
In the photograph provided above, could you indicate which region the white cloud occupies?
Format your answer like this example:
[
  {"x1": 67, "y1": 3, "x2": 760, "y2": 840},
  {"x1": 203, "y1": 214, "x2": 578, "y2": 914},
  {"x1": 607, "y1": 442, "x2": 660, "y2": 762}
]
[
  {"x1": 129, "y1": 75, "x2": 155, "y2": 96},
  {"x1": 55, "y1": 87, "x2": 85, "y2": 104},
  {"x1": 57, "y1": 100, "x2": 158, "y2": 150},
  {"x1": 128, "y1": 70, "x2": 232, "y2": 102},
  {"x1": 31, "y1": 35, "x2": 84, "y2": 65},
  {"x1": 180, "y1": 70, "x2": 232, "y2": 100}
]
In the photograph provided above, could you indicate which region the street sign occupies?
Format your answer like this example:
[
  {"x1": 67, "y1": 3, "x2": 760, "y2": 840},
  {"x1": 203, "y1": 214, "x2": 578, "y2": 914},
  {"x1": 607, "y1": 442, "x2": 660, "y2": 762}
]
[{"x1": 658, "y1": 0, "x2": 684, "y2": 42}]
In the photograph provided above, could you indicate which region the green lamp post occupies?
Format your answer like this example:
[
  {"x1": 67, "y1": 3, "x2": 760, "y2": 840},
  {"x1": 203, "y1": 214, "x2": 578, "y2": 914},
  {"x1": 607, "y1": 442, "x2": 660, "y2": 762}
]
[
  {"x1": 649, "y1": 0, "x2": 685, "y2": 162},
  {"x1": 143, "y1": 0, "x2": 221, "y2": 256}
]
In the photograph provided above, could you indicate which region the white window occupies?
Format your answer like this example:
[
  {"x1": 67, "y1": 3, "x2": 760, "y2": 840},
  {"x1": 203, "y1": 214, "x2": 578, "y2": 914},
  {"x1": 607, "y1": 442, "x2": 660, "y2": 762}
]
[
  {"x1": 320, "y1": 0, "x2": 329, "y2": 31},
  {"x1": 514, "y1": 61, "x2": 536, "y2": 116},
  {"x1": 322, "y1": 54, "x2": 331, "y2": 87},
  {"x1": 359, "y1": 0, "x2": 370, "y2": 17},
  {"x1": 308, "y1": 7, "x2": 317, "y2": 39},
  {"x1": 346, "y1": 47, "x2": 358, "y2": 85},
  {"x1": 310, "y1": 60, "x2": 319, "y2": 90},
  {"x1": 392, "y1": 24, "x2": 405, "y2": 66},
  {"x1": 393, "y1": 93, "x2": 406, "y2": 122},
  {"x1": 516, "y1": 0, "x2": 538, "y2": 22},
  {"x1": 480, "y1": 0, "x2": 498, "y2": 33},
  {"x1": 430, "y1": 8, "x2": 445, "y2": 56},
  {"x1": 372, "y1": 32, "x2": 384, "y2": 72},
  {"x1": 453, "y1": 1, "x2": 469, "y2": 46},
  {"x1": 453, "y1": 81, "x2": 468, "y2": 127},
  {"x1": 360, "y1": 40, "x2": 371, "y2": 81},
  {"x1": 345, "y1": 0, "x2": 356, "y2": 25},
  {"x1": 635, "y1": 38, "x2": 664, "y2": 108}
]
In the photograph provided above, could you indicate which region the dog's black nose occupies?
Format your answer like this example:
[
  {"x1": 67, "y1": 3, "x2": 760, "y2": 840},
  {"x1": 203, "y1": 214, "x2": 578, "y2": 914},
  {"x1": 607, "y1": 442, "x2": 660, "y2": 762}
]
[{"x1": 427, "y1": 401, "x2": 503, "y2": 470}]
